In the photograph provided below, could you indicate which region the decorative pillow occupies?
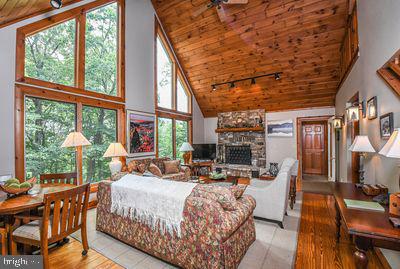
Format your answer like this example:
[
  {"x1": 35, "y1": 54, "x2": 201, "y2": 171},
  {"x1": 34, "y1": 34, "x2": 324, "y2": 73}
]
[
  {"x1": 164, "y1": 160, "x2": 180, "y2": 175},
  {"x1": 127, "y1": 161, "x2": 138, "y2": 173},
  {"x1": 148, "y1": 163, "x2": 163, "y2": 177},
  {"x1": 229, "y1": 184, "x2": 247, "y2": 199},
  {"x1": 137, "y1": 163, "x2": 147, "y2": 174},
  {"x1": 151, "y1": 157, "x2": 170, "y2": 174},
  {"x1": 192, "y1": 185, "x2": 237, "y2": 211}
]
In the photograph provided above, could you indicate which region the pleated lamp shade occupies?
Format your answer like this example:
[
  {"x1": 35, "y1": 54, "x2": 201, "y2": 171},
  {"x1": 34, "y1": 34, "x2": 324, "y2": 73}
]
[
  {"x1": 349, "y1": 135, "x2": 376, "y2": 153},
  {"x1": 61, "y1": 132, "x2": 91, "y2": 148},
  {"x1": 179, "y1": 142, "x2": 194, "y2": 152},
  {"x1": 103, "y1": 143, "x2": 128, "y2": 158},
  {"x1": 379, "y1": 128, "x2": 400, "y2": 158}
]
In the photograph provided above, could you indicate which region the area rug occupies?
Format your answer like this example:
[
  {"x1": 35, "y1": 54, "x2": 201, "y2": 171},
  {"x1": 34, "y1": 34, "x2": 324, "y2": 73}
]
[{"x1": 71, "y1": 193, "x2": 303, "y2": 269}]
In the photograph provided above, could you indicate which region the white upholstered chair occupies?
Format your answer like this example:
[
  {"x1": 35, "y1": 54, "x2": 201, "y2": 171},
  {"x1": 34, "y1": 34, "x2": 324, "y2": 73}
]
[{"x1": 245, "y1": 158, "x2": 297, "y2": 228}]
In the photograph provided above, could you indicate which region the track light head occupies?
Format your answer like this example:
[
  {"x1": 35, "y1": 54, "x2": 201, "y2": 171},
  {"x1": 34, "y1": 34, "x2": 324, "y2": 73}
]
[
  {"x1": 212, "y1": 85, "x2": 216, "y2": 91},
  {"x1": 251, "y1": 78, "x2": 256, "y2": 85},
  {"x1": 274, "y1": 73, "x2": 281, "y2": 81},
  {"x1": 50, "y1": 0, "x2": 63, "y2": 9},
  {"x1": 230, "y1": 82, "x2": 235, "y2": 88}
]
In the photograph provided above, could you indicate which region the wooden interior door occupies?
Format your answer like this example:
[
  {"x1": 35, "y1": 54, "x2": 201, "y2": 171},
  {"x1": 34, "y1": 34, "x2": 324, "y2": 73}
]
[{"x1": 302, "y1": 123, "x2": 327, "y2": 175}]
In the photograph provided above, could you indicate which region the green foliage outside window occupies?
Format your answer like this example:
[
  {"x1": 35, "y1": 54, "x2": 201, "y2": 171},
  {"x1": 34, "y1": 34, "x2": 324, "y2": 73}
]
[
  {"x1": 25, "y1": 97, "x2": 76, "y2": 179},
  {"x1": 157, "y1": 118, "x2": 173, "y2": 158},
  {"x1": 85, "y1": 3, "x2": 118, "y2": 96},
  {"x1": 176, "y1": 120, "x2": 188, "y2": 161},
  {"x1": 25, "y1": 20, "x2": 75, "y2": 86},
  {"x1": 82, "y1": 106, "x2": 117, "y2": 183}
]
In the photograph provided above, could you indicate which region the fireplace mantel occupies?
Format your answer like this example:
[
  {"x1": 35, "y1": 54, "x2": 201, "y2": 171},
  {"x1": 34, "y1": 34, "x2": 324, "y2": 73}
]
[{"x1": 215, "y1": 127, "x2": 265, "y2": 133}]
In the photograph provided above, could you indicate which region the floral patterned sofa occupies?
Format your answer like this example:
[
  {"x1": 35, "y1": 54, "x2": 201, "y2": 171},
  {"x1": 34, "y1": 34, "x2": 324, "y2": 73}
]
[
  {"x1": 96, "y1": 180, "x2": 256, "y2": 269},
  {"x1": 121, "y1": 157, "x2": 191, "y2": 181}
]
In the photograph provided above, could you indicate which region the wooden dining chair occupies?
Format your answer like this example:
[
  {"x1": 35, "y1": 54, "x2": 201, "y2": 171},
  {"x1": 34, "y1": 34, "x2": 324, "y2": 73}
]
[
  {"x1": 10, "y1": 184, "x2": 90, "y2": 269},
  {"x1": 40, "y1": 172, "x2": 78, "y2": 185}
]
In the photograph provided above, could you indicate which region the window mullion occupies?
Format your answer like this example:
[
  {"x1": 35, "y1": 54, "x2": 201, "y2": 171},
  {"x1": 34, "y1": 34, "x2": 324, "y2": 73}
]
[
  {"x1": 75, "y1": 14, "x2": 86, "y2": 89},
  {"x1": 77, "y1": 103, "x2": 83, "y2": 184},
  {"x1": 172, "y1": 119, "x2": 176, "y2": 159}
]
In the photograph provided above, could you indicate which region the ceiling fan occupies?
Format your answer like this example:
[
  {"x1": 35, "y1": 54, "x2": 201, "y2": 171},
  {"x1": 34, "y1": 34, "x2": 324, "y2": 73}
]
[{"x1": 193, "y1": 0, "x2": 249, "y2": 21}]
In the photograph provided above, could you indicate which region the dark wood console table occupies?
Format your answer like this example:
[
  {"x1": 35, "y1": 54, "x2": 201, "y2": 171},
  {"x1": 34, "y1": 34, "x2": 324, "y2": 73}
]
[
  {"x1": 182, "y1": 161, "x2": 213, "y2": 176},
  {"x1": 333, "y1": 183, "x2": 400, "y2": 269}
]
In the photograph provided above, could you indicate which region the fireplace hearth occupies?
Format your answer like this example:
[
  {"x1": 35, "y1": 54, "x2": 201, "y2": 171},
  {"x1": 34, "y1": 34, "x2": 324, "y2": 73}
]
[{"x1": 225, "y1": 145, "x2": 252, "y2": 165}]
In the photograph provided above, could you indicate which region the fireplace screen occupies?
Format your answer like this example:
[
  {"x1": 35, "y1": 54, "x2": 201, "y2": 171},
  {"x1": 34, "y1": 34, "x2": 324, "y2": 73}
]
[{"x1": 225, "y1": 145, "x2": 252, "y2": 165}]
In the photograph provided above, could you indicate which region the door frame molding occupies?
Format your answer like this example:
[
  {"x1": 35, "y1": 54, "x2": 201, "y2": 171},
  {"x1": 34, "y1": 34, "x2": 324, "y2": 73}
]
[{"x1": 296, "y1": 115, "x2": 333, "y2": 180}]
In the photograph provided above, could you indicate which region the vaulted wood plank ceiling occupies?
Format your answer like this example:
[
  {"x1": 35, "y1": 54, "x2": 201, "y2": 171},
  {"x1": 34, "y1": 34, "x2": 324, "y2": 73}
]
[
  {"x1": 0, "y1": 0, "x2": 81, "y2": 28},
  {"x1": 152, "y1": 0, "x2": 348, "y2": 117}
]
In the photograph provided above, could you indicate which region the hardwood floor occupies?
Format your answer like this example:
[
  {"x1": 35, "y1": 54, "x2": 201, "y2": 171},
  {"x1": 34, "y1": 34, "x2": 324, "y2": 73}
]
[
  {"x1": 295, "y1": 193, "x2": 386, "y2": 269},
  {"x1": 48, "y1": 238, "x2": 122, "y2": 269}
]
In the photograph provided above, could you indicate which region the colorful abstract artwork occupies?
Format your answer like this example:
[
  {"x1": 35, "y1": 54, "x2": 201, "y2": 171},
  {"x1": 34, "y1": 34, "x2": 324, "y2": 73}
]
[{"x1": 127, "y1": 110, "x2": 156, "y2": 157}]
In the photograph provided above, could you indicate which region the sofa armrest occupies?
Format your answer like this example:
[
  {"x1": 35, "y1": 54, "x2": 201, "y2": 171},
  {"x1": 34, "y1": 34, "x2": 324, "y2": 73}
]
[
  {"x1": 97, "y1": 180, "x2": 113, "y2": 212},
  {"x1": 180, "y1": 166, "x2": 191, "y2": 179},
  {"x1": 183, "y1": 196, "x2": 224, "y2": 240}
]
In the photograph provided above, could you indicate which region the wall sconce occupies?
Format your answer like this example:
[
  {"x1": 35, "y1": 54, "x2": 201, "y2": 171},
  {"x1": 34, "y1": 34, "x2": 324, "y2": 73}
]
[
  {"x1": 333, "y1": 117, "x2": 343, "y2": 129},
  {"x1": 346, "y1": 102, "x2": 364, "y2": 122}
]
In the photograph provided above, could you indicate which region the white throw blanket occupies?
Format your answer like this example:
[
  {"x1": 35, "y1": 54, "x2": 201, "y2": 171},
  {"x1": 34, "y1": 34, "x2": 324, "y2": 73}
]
[{"x1": 110, "y1": 174, "x2": 196, "y2": 237}]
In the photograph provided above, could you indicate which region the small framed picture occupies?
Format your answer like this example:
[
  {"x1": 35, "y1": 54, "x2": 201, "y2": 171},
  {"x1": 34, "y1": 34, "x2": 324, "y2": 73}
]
[
  {"x1": 361, "y1": 100, "x2": 366, "y2": 118},
  {"x1": 380, "y1": 112, "x2": 394, "y2": 139},
  {"x1": 367, "y1": 96, "x2": 378, "y2": 120}
]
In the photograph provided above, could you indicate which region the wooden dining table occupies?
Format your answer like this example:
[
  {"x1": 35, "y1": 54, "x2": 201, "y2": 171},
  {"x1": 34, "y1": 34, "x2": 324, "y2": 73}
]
[{"x1": 0, "y1": 183, "x2": 76, "y2": 254}]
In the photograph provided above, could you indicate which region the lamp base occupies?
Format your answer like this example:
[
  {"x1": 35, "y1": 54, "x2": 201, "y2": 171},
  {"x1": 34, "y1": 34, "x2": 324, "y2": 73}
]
[
  {"x1": 183, "y1": 152, "x2": 191, "y2": 165},
  {"x1": 109, "y1": 157, "x2": 122, "y2": 175}
]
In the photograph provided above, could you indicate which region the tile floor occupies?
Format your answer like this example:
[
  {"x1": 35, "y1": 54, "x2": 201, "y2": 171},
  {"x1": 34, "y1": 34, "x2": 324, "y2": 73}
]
[{"x1": 72, "y1": 193, "x2": 302, "y2": 269}]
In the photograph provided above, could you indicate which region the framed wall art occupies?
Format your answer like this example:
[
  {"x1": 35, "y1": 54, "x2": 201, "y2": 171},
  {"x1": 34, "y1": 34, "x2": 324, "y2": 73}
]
[
  {"x1": 380, "y1": 112, "x2": 394, "y2": 139},
  {"x1": 126, "y1": 110, "x2": 156, "y2": 157},
  {"x1": 367, "y1": 96, "x2": 378, "y2": 120},
  {"x1": 267, "y1": 119, "x2": 294, "y2": 137}
]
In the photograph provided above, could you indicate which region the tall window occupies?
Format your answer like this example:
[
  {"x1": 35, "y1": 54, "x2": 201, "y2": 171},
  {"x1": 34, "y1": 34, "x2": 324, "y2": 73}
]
[
  {"x1": 25, "y1": 20, "x2": 76, "y2": 86},
  {"x1": 85, "y1": 3, "x2": 118, "y2": 96},
  {"x1": 25, "y1": 97, "x2": 76, "y2": 178},
  {"x1": 17, "y1": 0, "x2": 124, "y2": 102},
  {"x1": 82, "y1": 106, "x2": 117, "y2": 183},
  {"x1": 15, "y1": 0, "x2": 125, "y2": 184},
  {"x1": 155, "y1": 20, "x2": 192, "y2": 160}
]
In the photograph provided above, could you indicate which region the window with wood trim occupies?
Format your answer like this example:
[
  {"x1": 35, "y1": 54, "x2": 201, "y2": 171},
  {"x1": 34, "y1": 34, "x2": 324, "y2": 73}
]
[
  {"x1": 155, "y1": 19, "x2": 192, "y2": 160},
  {"x1": 15, "y1": 0, "x2": 126, "y2": 184},
  {"x1": 16, "y1": 0, "x2": 125, "y2": 102},
  {"x1": 15, "y1": 85, "x2": 124, "y2": 183}
]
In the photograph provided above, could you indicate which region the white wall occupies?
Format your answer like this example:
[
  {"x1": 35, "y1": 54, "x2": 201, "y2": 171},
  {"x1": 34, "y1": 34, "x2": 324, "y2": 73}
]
[
  {"x1": 203, "y1": 107, "x2": 335, "y2": 166},
  {"x1": 192, "y1": 99, "x2": 205, "y2": 143},
  {"x1": 336, "y1": 0, "x2": 400, "y2": 192},
  {"x1": 0, "y1": 0, "x2": 204, "y2": 175}
]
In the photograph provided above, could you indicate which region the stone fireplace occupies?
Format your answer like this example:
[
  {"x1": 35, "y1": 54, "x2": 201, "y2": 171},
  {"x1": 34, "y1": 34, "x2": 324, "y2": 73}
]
[{"x1": 214, "y1": 109, "x2": 266, "y2": 176}]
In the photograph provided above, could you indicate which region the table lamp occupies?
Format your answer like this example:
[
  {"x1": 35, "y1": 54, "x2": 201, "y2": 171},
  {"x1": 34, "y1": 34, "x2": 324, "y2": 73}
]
[
  {"x1": 349, "y1": 135, "x2": 376, "y2": 185},
  {"x1": 103, "y1": 143, "x2": 128, "y2": 175},
  {"x1": 61, "y1": 132, "x2": 91, "y2": 181},
  {"x1": 179, "y1": 142, "x2": 194, "y2": 165},
  {"x1": 379, "y1": 128, "x2": 400, "y2": 189}
]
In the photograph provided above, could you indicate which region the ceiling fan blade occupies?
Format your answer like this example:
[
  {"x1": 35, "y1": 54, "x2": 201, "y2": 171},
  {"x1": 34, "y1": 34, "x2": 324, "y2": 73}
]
[
  {"x1": 224, "y1": 0, "x2": 249, "y2": 4},
  {"x1": 193, "y1": 4, "x2": 210, "y2": 17},
  {"x1": 216, "y1": 6, "x2": 226, "y2": 23}
]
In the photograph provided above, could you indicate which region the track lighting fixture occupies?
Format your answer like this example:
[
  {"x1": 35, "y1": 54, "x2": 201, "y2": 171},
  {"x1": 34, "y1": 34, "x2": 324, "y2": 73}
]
[
  {"x1": 211, "y1": 71, "x2": 282, "y2": 92},
  {"x1": 50, "y1": 0, "x2": 63, "y2": 9}
]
